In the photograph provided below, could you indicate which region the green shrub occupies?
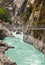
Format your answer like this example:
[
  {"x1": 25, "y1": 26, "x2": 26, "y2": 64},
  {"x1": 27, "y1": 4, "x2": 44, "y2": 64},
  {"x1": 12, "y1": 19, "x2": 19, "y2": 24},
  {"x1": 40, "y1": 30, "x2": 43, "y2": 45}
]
[{"x1": 0, "y1": 7, "x2": 11, "y2": 23}]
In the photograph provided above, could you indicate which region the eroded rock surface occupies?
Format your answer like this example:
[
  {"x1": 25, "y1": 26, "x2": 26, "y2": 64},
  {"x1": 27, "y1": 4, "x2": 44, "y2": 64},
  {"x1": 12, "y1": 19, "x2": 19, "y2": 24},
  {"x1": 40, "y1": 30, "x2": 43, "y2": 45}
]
[
  {"x1": 0, "y1": 41, "x2": 16, "y2": 65},
  {"x1": 0, "y1": 22, "x2": 11, "y2": 39}
]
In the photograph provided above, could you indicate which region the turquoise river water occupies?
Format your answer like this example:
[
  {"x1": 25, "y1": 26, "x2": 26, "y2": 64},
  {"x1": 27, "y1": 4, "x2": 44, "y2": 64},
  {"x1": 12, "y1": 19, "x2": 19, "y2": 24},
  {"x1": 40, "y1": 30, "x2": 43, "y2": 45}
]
[{"x1": 3, "y1": 34, "x2": 45, "y2": 65}]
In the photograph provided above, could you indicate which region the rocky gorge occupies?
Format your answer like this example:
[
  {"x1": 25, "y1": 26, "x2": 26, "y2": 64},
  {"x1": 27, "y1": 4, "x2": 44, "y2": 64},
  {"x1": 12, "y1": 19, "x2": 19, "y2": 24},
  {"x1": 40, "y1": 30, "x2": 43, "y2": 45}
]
[{"x1": 0, "y1": 0, "x2": 45, "y2": 65}]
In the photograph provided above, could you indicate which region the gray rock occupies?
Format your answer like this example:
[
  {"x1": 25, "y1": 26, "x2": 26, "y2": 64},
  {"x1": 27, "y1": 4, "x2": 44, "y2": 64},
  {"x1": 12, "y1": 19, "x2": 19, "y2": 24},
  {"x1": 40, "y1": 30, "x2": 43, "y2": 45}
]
[
  {"x1": 23, "y1": 35, "x2": 33, "y2": 44},
  {"x1": 0, "y1": 28, "x2": 11, "y2": 39},
  {"x1": 0, "y1": 41, "x2": 16, "y2": 65},
  {"x1": 33, "y1": 39, "x2": 39, "y2": 49},
  {"x1": 37, "y1": 41, "x2": 43, "y2": 51},
  {"x1": 43, "y1": 44, "x2": 45, "y2": 49},
  {"x1": 4, "y1": 62, "x2": 16, "y2": 65},
  {"x1": 16, "y1": 30, "x2": 21, "y2": 34},
  {"x1": 42, "y1": 49, "x2": 45, "y2": 54}
]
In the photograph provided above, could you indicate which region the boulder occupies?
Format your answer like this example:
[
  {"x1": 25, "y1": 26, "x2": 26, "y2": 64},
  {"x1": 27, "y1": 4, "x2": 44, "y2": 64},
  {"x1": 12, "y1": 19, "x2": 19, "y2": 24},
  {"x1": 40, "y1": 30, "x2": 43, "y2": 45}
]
[
  {"x1": 0, "y1": 28, "x2": 11, "y2": 39},
  {"x1": 4, "y1": 62, "x2": 16, "y2": 65},
  {"x1": 16, "y1": 31, "x2": 21, "y2": 34},
  {"x1": 37, "y1": 41, "x2": 43, "y2": 51},
  {"x1": 33, "y1": 39, "x2": 39, "y2": 50},
  {"x1": 43, "y1": 44, "x2": 45, "y2": 49},
  {"x1": 42, "y1": 49, "x2": 45, "y2": 54},
  {"x1": 23, "y1": 35, "x2": 33, "y2": 44},
  {"x1": 0, "y1": 41, "x2": 15, "y2": 52}
]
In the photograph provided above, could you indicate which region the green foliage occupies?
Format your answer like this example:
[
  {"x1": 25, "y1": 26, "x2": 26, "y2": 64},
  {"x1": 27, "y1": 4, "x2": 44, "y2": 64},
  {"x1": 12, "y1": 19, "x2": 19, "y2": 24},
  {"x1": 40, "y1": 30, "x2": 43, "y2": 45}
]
[{"x1": 0, "y1": 7, "x2": 11, "y2": 23}]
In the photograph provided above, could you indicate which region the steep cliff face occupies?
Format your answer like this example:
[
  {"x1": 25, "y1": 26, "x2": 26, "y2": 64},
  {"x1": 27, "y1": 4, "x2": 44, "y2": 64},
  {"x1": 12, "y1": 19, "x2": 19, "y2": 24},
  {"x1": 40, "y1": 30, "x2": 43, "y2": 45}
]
[
  {"x1": 25, "y1": 0, "x2": 45, "y2": 39},
  {"x1": 32, "y1": 0, "x2": 45, "y2": 41},
  {"x1": 23, "y1": 0, "x2": 45, "y2": 54}
]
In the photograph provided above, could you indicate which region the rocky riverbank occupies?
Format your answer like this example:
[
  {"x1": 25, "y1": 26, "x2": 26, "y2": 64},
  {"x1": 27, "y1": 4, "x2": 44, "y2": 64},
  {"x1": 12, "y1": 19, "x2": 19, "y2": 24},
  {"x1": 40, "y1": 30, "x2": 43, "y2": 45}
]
[
  {"x1": 0, "y1": 22, "x2": 11, "y2": 39},
  {"x1": 0, "y1": 40, "x2": 16, "y2": 65},
  {"x1": 23, "y1": 35, "x2": 45, "y2": 55},
  {"x1": 0, "y1": 21, "x2": 17, "y2": 65}
]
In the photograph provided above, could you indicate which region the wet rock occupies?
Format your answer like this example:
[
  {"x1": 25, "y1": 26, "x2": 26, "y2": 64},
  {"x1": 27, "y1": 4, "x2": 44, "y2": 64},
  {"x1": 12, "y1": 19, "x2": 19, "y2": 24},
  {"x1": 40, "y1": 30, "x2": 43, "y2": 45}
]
[
  {"x1": 4, "y1": 62, "x2": 16, "y2": 65},
  {"x1": 23, "y1": 35, "x2": 28, "y2": 40},
  {"x1": 37, "y1": 41, "x2": 43, "y2": 51},
  {"x1": 16, "y1": 30, "x2": 21, "y2": 34},
  {"x1": 0, "y1": 41, "x2": 15, "y2": 52},
  {"x1": 0, "y1": 28, "x2": 11, "y2": 39},
  {"x1": 0, "y1": 41, "x2": 16, "y2": 65},
  {"x1": 33, "y1": 39, "x2": 39, "y2": 50},
  {"x1": 42, "y1": 49, "x2": 45, "y2": 55},
  {"x1": 23, "y1": 35, "x2": 33, "y2": 44},
  {"x1": 33, "y1": 39, "x2": 43, "y2": 51},
  {"x1": 43, "y1": 44, "x2": 45, "y2": 49},
  {"x1": 23, "y1": 35, "x2": 45, "y2": 54}
]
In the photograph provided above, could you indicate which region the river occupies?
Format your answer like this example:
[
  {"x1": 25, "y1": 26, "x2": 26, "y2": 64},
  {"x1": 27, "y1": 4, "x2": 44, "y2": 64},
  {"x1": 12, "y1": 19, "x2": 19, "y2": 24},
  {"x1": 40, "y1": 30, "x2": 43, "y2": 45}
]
[{"x1": 3, "y1": 33, "x2": 45, "y2": 65}]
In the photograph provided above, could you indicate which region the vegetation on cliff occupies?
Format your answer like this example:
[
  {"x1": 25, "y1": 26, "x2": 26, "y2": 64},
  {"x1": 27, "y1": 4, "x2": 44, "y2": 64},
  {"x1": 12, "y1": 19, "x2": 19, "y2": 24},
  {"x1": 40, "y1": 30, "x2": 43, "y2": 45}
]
[{"x1": 0, "y1": 7, "x2": 11, "y2": 23}]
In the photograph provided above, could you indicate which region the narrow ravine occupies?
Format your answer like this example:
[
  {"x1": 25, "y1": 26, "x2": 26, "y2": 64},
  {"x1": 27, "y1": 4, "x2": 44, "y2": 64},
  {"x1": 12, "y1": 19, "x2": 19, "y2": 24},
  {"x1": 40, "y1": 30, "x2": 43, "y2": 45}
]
[{"x1": 3, "y1": 33, "x2": 45, "y2": 65}]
